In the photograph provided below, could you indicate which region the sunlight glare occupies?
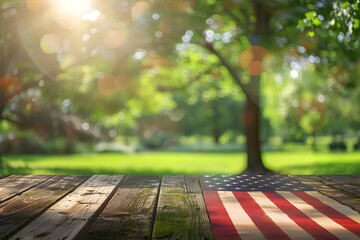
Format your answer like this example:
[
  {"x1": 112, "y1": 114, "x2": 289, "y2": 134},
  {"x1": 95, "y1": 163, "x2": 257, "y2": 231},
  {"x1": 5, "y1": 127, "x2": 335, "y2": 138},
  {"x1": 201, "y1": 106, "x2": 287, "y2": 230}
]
[
  {"x1": 51, "y1": 0, "x2": 91, "y2": 16},
  {"x1": 51, "y1": 0, "x2": 93, "y2": 30},
  {"x1": 82, "y1": 9, "x2": 101, "y2": 22}
]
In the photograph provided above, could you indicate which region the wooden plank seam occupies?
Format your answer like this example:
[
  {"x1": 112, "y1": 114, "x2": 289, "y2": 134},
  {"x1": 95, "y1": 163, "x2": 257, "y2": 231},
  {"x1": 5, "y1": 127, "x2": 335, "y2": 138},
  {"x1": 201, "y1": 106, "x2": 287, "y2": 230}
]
[
  {"x1": 0, "y1": 176, "x2": 88, "y2": 240},
  {"x1": 75, "y1": 175, "x2": 127, "y2": 238},
  {"x1": 0, "y1": 175, "x2": 51, "y2": 204},
  {"x1": 9, "y1": 175, "x2": 124, "y2": 240},
  {"x1": 149, "y1": 176, "x2": 162, "y2": 240}
]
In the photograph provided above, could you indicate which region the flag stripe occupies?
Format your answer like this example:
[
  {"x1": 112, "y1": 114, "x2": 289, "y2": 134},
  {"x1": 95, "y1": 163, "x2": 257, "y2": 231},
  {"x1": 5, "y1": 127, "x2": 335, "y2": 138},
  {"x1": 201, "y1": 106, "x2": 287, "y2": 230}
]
[
  {"x1": 262, "y1": 192, "x2": 336, "y2": 240},
  {"x1": 232, "y1": 192, "x2": 290, "y2": 240},
  {"x1": 218, "y1": 191, "x2": 266, "y2": 239},
  {"x1": 305, "y1": 191, "x2": 360, "y2": 223},
  {"x1": 294, "y1": 191, "x2": 360, "y2": 237},
  {"x1": 204, "y1": 190, "x2": 360, "y2": 240},
  {"x1": 277, "y1": 191, "x2": 360, "y2": 240},
  {"x1": 250, "y1": 192, "x2": 315, "y2": 240},
  {"x1": 203, "y1": 191, "x2": 241, "y2": 240}
]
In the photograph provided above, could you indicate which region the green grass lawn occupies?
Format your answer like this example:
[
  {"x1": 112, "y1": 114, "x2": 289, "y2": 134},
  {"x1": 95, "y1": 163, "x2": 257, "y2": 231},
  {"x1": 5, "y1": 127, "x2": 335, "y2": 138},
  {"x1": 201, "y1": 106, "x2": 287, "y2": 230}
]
[{"x1": 1, "y1": 150, "x2": 359, "y2": 175}]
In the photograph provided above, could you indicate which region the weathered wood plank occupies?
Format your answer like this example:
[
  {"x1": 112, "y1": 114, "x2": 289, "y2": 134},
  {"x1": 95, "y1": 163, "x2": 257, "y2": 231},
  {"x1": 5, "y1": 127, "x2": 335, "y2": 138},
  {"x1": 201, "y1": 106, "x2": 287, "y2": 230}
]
[
  {"x1": 152, "y1": 175, "x2": 213, "y2": 240},
  {"x1": 80, "y1": 176, "x2": 161, "y2": 240},
  {"x1": 10, "y1": 175, "x2": 124, "y2": 240},
  {"x1": 0, "y1": 175, "x2": 87, "y2": 240},
  {"x1": 0, "y1": 175, "x2": 50, "y2": 203},
  {"x1": 319, "y1": 175, "x2": 360, "y2": 197}
]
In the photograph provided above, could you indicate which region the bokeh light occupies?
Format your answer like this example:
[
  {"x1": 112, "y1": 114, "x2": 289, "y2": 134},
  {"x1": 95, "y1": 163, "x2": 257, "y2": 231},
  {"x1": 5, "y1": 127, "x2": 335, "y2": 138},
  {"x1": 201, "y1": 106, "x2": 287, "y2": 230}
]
[
  {"x1": 26, "y1": 0, "x2": 47, "y2": 12},
  {"x1": 97, "y1": 74, "x2": 118, "y2": 96},
  {"x1": 131, "y1": 1, "x2": 150, "y2": 21},
  {"x1": 249, "y1": 60, "x2": 263, "y2": 77},
  {"x1": 59, "y1": 54, "x2": 78, "y2": 70},
  {"x1": 163, "y1": 1, "x2": 195, "y2": 13},
  {"x1": 0, "y1": 75, "x2": 21, "y2": 104},
  {"x1": 104, "y1": 29, "x2": 127, "y2": 49},
  {"x1": 238, "y1": 45, "x2": 267, "y2": 76},
  {"x1": 97, "y1": 74, "x2": 130, "y2": 96},
  {"x1": 40, "y1": 33, "x2": 60, "y2": 54},
  {"x1": 290, "y1": 69, "x2": 299, "y2": 78}
]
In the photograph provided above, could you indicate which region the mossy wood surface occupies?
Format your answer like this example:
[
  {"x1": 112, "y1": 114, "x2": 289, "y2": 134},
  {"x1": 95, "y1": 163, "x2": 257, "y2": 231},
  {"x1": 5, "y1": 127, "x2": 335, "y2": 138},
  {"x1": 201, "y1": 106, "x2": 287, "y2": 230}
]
[
  {"x1": 152, "y1": 175, "x2": 213, "y2": 239},
  {"x1": 0, "y1": 175, "x2": 358, "y2": 239}
]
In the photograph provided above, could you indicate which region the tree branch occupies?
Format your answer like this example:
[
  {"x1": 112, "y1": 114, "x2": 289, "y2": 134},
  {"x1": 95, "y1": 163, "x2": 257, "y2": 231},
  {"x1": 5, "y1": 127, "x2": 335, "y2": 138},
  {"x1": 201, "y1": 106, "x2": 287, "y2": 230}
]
[
  {"x1": 157, "y1": 64, "x2": 214, "y2": 92},
  {"x1": 0, "y1": 114, "x2": 24, "y2": 127},
  {"x1": 203, "y1": 41, "x2": 250, "y2": 99}
]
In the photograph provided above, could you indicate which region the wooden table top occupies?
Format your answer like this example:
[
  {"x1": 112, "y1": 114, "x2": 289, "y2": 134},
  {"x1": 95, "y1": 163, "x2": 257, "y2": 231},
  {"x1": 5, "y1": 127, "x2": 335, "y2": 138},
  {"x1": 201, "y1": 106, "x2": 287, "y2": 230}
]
[{"x1": 0, "y1": 175, "x2": 359, "y2": 239}]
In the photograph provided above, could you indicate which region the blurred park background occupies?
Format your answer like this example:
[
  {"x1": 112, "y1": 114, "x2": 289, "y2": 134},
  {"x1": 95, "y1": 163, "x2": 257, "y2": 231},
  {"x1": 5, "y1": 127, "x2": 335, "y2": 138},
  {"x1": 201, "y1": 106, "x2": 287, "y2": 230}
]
[{"x1": 0, "y1": 0, "x2": 359, "y2": 175}]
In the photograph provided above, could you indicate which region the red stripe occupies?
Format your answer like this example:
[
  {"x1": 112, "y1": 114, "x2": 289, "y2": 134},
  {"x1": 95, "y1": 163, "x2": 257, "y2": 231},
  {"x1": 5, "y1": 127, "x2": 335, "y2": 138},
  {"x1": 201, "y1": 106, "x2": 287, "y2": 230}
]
[
  {"x1": 264, "y1": 192, "x2": 337, "y2": 240},
  {"x1": 203, "y1": 191, "x2": 241, "y2": 240},
  {"x1": 232, "y1": 192, "x2": 290, "y2": 240},
  {"x1": 293, "y1": 191, "x2": 360, "y2": 237}
]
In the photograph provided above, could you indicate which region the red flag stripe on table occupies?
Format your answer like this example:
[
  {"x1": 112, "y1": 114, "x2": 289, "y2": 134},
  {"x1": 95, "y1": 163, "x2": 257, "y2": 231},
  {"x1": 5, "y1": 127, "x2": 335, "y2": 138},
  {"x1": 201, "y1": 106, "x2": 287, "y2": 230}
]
[
  {"x1": 232, "y1": 192, "x2": 290, "y2": 240},
  {"x1": 276, "y1": 191, "x2": 359, "y2": 239},
  {"x1": 249, "y1": 191, "x2": 315, "y2": 239},
  {"x1": 203, "y1": 191, "x2": 360, "y2": 240},
  {"x1": 293, "y1": 191, "x2": 360, "y2": 237},
  {"x1": 263, "y1": 192, "x2": 337, "y2": 239},
  {"x1": 203, "y1": 190, "x2": 241, "y2": 240}
]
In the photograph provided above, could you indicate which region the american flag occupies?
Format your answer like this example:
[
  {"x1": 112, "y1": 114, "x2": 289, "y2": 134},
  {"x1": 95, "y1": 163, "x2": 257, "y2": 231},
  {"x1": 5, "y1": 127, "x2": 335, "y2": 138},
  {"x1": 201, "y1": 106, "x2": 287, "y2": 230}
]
[{"x1": 201, "y1": 175, "x2": 360, "y2": 240}]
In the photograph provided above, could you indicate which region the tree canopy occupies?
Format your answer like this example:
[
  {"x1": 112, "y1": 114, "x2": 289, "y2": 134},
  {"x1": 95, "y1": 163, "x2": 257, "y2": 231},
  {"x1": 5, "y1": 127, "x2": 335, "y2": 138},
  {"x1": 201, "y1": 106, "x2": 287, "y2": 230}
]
[{"x1": 1, "y1": 0, "x2": 359, "y2": 171}]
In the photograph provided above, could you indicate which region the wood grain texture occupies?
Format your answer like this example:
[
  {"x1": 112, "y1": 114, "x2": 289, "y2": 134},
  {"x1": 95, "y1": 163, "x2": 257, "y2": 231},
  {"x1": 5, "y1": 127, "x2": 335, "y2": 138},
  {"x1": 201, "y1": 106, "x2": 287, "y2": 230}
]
[
  {"x1": 320, "y1": 175, "x2": 360, "y2": 196},
  {"x1": 10, "y1": 175, "x2": 124, "y2": 240},
  {"x1": 152, "y1": 175, "x2": 213, "y2": 240},
  {"x1": 0, "y1": 175, "x2": 50, "y2": 203},
  {"x1": 80, "y1": 176, "x2": 161, "y2": 240},
  {"x1": 0, "y1": 175, "x2": 86, "y2": 240}
]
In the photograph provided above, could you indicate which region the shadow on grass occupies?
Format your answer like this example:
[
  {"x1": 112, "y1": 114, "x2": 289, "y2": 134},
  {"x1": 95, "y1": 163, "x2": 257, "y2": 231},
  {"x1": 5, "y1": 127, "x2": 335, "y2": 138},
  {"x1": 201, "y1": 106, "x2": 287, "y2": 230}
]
[{"x1": 277, "y1": 162, "x2": 360, "y2": 175}]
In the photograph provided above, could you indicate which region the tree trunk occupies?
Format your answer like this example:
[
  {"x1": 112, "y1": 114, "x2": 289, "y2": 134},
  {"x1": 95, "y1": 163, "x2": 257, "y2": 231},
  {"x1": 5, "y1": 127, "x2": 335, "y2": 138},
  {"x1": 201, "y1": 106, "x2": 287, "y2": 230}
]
[
  {"x1": 212, "y1": 100, "x2": 221, "y2": 144},
  {"x1": 0, "y1": 105, "x2": 5, "y2": 169},
  {"x1": 241, "y1": 2, "x2": 272, "y2": 174},
  {"x1": 311, "y1": 131, "x2": 317, "y2": 152},
  {"x1": 205, "y1": 2, "x2": 273, "y2": 173},
  {"x1": 0, "y1": 155, "x2": 4, "y2": 169},
  {"x1": 242, "y1": 77, "x2": 270, "y2": 174},
  {"x1": 213, "y1": 129, "x2": 221, "y2": 144}
]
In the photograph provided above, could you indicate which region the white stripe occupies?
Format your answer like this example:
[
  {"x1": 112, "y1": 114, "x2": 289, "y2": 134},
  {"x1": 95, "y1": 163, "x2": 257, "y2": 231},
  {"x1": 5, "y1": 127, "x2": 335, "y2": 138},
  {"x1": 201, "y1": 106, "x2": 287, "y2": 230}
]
[
  {"x1": 249, "y1": 191, "x2": 314, "y2": 240},
  {"x1": 218, "y1": 191, "x2": 266, "y2": 240},
  {"x1": 277, "y1": 191, "x2": 360, "y2": 240},
  {"x1": 305, "y1": 191, "x2": 360, "y2": 223}
]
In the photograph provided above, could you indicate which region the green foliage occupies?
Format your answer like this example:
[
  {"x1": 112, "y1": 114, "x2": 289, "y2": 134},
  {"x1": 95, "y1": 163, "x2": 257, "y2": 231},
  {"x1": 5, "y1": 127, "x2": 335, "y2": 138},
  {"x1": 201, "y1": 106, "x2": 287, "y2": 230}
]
[{"x1": 1, "y1": 0, "x2": 360, "y2": 159}]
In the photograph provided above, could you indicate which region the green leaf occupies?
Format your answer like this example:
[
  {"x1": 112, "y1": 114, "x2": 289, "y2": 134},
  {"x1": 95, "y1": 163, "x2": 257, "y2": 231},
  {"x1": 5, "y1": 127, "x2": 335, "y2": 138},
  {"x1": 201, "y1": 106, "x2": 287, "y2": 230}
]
[
  {"x1": 353, "y1": 19, "x2": 360, "y2": 29},
  {"x1": 313, "y1": 18, "x2": 322, "y2": 26},
  {"x1": 305, "y1": 11, "x2": 316, "y2": 20},
  {"x1": 342, "y1": 1, "x2": 350, "y2": 9},
  {"x1": 308, "y1": 31, "x2": 315, "y2": 38}
]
